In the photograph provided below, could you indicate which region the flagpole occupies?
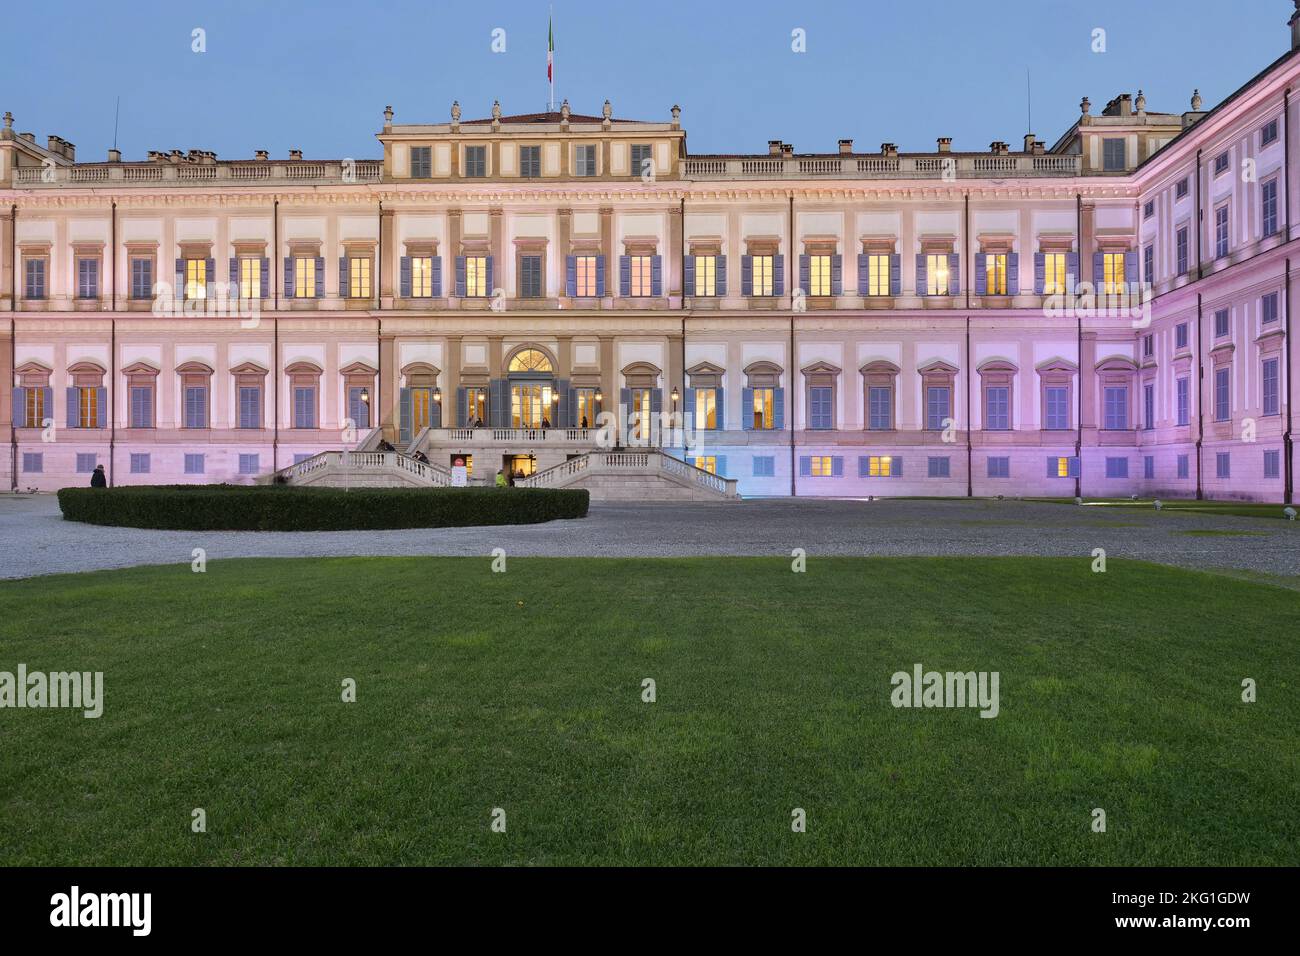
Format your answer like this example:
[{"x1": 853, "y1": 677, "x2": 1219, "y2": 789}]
[{"x1": 548, "y1": 6, "x2": 555, "y2": 112}]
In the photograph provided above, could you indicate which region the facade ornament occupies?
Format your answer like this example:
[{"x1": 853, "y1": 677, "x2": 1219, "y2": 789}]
[
  {"x1": 560, "y1": 99, "x2": 570, "y2": 121},
  {"x1": 1191, "y1": 89, "x2": 1203, "y2": 111},
  {"x1": 671, "y1": 104, "x2": 681, "y2": 129},
  {"x1": 2, "y1": 111, "x2": 12, "y2": 131},
  {"x1": 1134, "y1": 89, "x2": 1146, "y2": 113},
  {"x1": 383, "y1": 105, "x2": 393, "y2": 131},
  {"x1": 491, "y1": 100, "x2": 502, "y2": 120},
  {"x1": 602, "y1": 99, "x2": 613, "y2": 129},
  {"x1": 1080, "y1": 96, "x2": 1091, "y2": 117},
  {"x1": 451, "y1": 100, "x2": 461, "y2": 122}
]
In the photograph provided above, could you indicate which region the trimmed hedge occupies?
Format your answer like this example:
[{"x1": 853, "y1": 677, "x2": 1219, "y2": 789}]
[{"x1": 57, "y1": 484, "x2": 589, "y2": 531}]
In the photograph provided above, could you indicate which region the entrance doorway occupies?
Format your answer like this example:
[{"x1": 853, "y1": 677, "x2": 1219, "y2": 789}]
[
  {"x1": 504, "y1": 454, "x2": 537, "y2": 480},
  {"x1": 451, "y1": 453, "x2": 473, "y2": 477}
]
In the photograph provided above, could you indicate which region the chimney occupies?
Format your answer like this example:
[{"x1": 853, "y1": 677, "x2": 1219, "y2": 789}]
[
  {"x1": 989, "y1": 141, "x2": 1009, "y2": 155},
  {"x1": 19, "y1": 132, "x2": 35, "y2": 143},
  {"x1": 1023, "y1": 133, "x2": 1036, "y2": 152},
  {"x1": 288, "y1": 149, "x2": 303, "y2": 160},
  {"x1": 767, "y1": 139, "x2": 783, "y2": 156},
  {"x1": 63, "y1": 140, "x2": 74, "y2": 162},
  {"x1": 47, "y1": 135, "x2": 63, "y2": 157},
  {"x1": 780, "y1": 143, "x2": 794, "y2": 158},
  {"x1": 837, "y1": 138, "x2": 853, "y2": 155},
  {"x1": 1291, "y1": 0, "x2": 1300, "y2": 51},
  {"x1": 107, "y1": 148, "x2": 121, "y2": 163},
  {"x1": 169, "y1": 149, "x2": 183, "y2": 163},
  {"x1": 881, "y1": 143, "x2": 898, "y2": 157},
  {"x1": 254, "y1": 149, "x2": 269, "y2": 161},
  {"x1": 937, "y1": 137, "x2": 952, "y2": 153}
]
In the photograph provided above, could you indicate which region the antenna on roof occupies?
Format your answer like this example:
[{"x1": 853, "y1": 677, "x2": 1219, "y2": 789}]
[{"x1": 112, "y1": 95, "x2": 120, "y2": 151}]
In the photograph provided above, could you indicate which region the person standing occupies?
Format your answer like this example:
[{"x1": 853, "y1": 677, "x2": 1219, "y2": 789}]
[{"x1": 90, "y1": 464, "x2": 107, "y2": 488}]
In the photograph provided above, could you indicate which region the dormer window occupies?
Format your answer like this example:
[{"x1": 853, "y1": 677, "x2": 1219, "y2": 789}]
[
  {"x1": 411, "y1": 146, "x2": 432, "y2": 178},
  {"x1": 520, "y1": 145, "x2": 541, "y2": 178},
  {"x1": 1102, "y1": 138, "x2": 1125, "y2": 171},
  {"x1": 574, "y1": 144, "x2": 597, "y2": 176},
  {"x1": 1213, "y1": 152, "x2": 1230, "y2": 176},
  {"x1": 630, "y1": 144, "x2": 652, "y2": 176},
  {"x1": 464, "y1": 145, "x2": 487, "y2": 178}
]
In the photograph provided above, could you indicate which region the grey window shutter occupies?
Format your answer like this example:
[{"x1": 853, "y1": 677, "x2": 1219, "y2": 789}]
[
  {"x1": 742, "y1": 387, "x2": 754, "y2": 430},
  {"x1": 684, "y1": 387, "x2": 696, "y2": 425},
  {"x1": 399, "y1": 388, "x2": 412, "y2": 445},
  {"x1": 716, "y1": 255, "x2": 727, "y2": 295},
  {"x1": 431, "y1": 256, "x2": 443, "y2": 297},
  {"x1": 260, "y1": 257, "x2": 270, "y2": 299},
  {"x1": 773, "y1": 255, "x2": 785, "y2": 296},
  {"x1": 1093, "y1": 252, "x2": 1106, "y2": 287},
  {"x1": 284, "y1": 258, "x2": 295, "y2": 298},
  {"x1": 651, "y1": 256, "x2": 663, "y2": 296},
  {"x1": 683, "y1": 255, "x2": 695, "y2": 297},
  {"x1": 619, "y1": 256, "x2": 631, "y2": 296},
  {"x1": 566, "y1": 255, "x2": 577, "y2": 296},
  {"x1": 205, "y1": 258, "x2": 216, "y2": 299},
  {"x1": 773, "y1": 388, "x2": 785, "y2": 430},
  {"x1": 596, "y1": 255, "x2": 606, "y2": 296},
  {"x1": 857, "y1": 254, "x2": 869, "y2": 292},
  {"x1": 66, "y1": 387, "x2": 79, "y2": 429},
  {"x1": 1124, "y1": 251, "x2": 1138, "y2": 285},
  {"x1": 741, "y1": 256, "x2": 753, "y2": 296},
  {"x1": 799, "y1": 456, "x2": 811, "y2": 477},
  {"x1": 831, "y1": 254, "x2": 842, "y2": 295},
  {"x1": 229, "y1": 258, "x2": 239, "y2": 298},
  {"x1": 12, "y1": 387, "x2": 25, "y2": 427},
  {"x1": 339, "y1": 257, "x2": 349, "y2": 297},
  {"x1": 489, "y1": 378, "x2": 509, "y2": 427},
  {"x1": 1007, "y1": 253, "x2": 1019, "y2": 295},
  {"x1": 455, "y1": 257, "x2": 467, "y2": 297},
  {"x1": 948, "y1": 253, "x2": 960, "y2": 295},
  {"x1": 890, "y1": 254, "x2": 901, "y2": 296},
  {"x1": 916, "y1": 254, "x2": 927, "y2": 294},
  {"x1": 96, "y1": 387, "x2": 107, "y2": 429},
  {"x1": 1034, "y1": 253, "x2": 1046, "y2": 294},
  {"x1": 799, "y1": 255, "x2": 810, "y2": 293},
  {"x1": 175, "y1": 258, "x2": 184, "y2": 295},
  {"x1": 975, "y1": 257, "x2": 987, "y2": 296},
  {"x1": 715, "y1": 387, "x2": 725, "y2": 429},
  {"x1": 400, "y1": 257, "x2": 411, "y2": 297},
  {"x1": 1066, "y1": 252, "x2": 1080, "y2": 291},
  {"x1": 485, "y1": 256, "x2": 494, "y2": 295},
  {"x1": 314, "y1": 257, "x2": 325, "y2": 297},
  {"x1": 456, "y1": 387, "x2": 467, "y2": 427}
]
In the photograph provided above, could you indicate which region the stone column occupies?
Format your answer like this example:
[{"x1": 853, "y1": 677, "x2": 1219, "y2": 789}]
[
  {"x1": 444, "y1": 334, "x2": 461, "y2": 428},
  {"x1": 600, "y1": 335, "x2": 616, "y2": 436},
  {"x1": 379, "y1": 207, "x2": 395, "y2": 305},
  {"x1": 1079, "y1": 331, "x2": 1098, "y2": 431},
  {"x1": 0, "y1": 206, "x2": 11, "y2": 310},
  {"x1": 667, "y1": 204, "x2": 683, "y2": 303},
  {"x1": 600, "y1": 206, "x2": 615, "y2": 282},
  {"x1": 490, "y1": 208, "x2": 504, "y2": 296},
  {"x1": 380, "y1": 333, "x2": 398, "y2": 440},
  {"x1": 557, "y1": 208, "x2": 572, "y2": 304}
]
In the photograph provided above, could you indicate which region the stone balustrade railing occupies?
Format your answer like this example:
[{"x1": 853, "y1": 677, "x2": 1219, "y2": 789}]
[
  {"x1": 681, "y1": 154, "x2": 1081, "y2": 180},
  {"x1": 12, "y1": 160, "x2": 384, "y2": 188}
]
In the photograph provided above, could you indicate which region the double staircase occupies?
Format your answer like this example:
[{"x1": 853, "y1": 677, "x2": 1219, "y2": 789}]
[
  {"x1": 518, "y1": 450, "x2": 740, "y2": 501},
  {"x1": 267, "y1": 450, "x2": 452, "y2": 487}
]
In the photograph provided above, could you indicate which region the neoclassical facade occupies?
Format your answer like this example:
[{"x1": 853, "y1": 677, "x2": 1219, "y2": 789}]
[{"x1": 3, "y1": 7, "x2": 1299, "y2": 499}]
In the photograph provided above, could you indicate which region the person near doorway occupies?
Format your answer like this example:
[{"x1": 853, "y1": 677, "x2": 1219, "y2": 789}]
[
  {"x1": 474, "y1": 417, "x2": 484, "y2": 427},
  {"x1": 90, "y1": 464, "x2": 107, "y2": 488},
  {"x1": 495, "y1": 469, "x2": 507, "y2": 488},
  {"x1": 541, "y1": 416, "x2": 551, "y2": 429},
  {"x1": 580, "y1": 415, "x2": 588, "y2": 429},
  {"x1": 377, "y1": 439, "x2": 395, "y2": 452}
]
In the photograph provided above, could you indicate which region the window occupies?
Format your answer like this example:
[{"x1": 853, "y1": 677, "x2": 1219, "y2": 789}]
[
  {"x1": 1215, "y1": 452, "x2": 1231, "y2": 479},
  {"x1": 1261, "y1": 119, "x2": 1279, "y2": 146},
  {"x1": 692, "y1": 255, "x2": 717, "y2": 297},
  {"x1": 464, "y1": 145, "x2": 486, "y2": 177},
  {"x1": 1177, "y1": 454, "x2": 1190, "y2": 479},
  {"x1": 75, "y1": 386, "x2": 100, "y2": 429},
  {"x1": 519, "y1": 145, "x2": 541, "y2": 178},
  {"x1": 865, "y1": 254, "x2": 891, "y2": 296},
  {"x1": 574, "y1": 255, "x2": 599, "y2": 297},
  {"x1": 410, "y1": 256, "x2": 434, "y2": 297},
  {"x1": 293, "y1": 386, "x2": 317, "y2": 429},
  {"x1": 1103, "y1": 385, "x2": 1128, "y2": 430},
  {"x1": 982, "y1": 254, "x2": 1007, "y2": 296},
  {"x1": 1175, "y1": 177, "x2": 1189, "y2": 199},
  {"x1": 410, "y1": 146, "x2": 431, "y2": 178},
  {"x1": 1262, "y1": 179, "x2": 1279, "y2": 237},
  {"x1": 986, "y1": 457, "x2": 1010, "y2": 479},
  {"x1": 1105, "y1": 457, "x2": 1129, "y2": 479},
  {"x1": 293, "y1": 454, "x2": 312, "y2": 465},
  {"x1": 129, "y1": 385, "x2": 153, "y2": 429},
  {"x1": 1175, "y1": 322, "x2": 1189, "y2": 349},
  {"x1": 513, "y1": 254, "x2": 542, "y2": 298},
  {"x1": 925, "y1": 253, "x2": 950, "y2": 296},
  {"x1": 1262, "y1": 292, "x2": 1279, "y2": 325},
  {"x1": 630, "y1": 144, "x2": 653, "y2": 177},
  {"x1": 984, "y1": 386, "x2": 1009, "y2": 430},
  {"x1": 1143, "y1": 382, "x2": 1155, "y2": 430},
  {"x1": 239, "y1": 454, "x2": 260, "y2": 476},
  {"x1": 809, "y1": 456, "x2": 835, "y2": 477},
  {"x1": 1213, "y1": 152, "x2": 1230, "y2": 176},
  {"x1": 1049, "y1": 457, "x2": 1077, "y2": 479},
  {"x1": 1176, "y1": 376, "x2": 1189, "y2": 426},
  {"x1": 692, "y1": 387, "x2": 717, "y2": 430},
  {"x1": 1214, "y1": 309, "x2": 1229, "y2": 338},
  {"x1": 293, "y1": 256, "x2": 317, "y2": 298},
  {"x1": 1143, "y1": 244, "x2": 1154, "y2": 285},
  {"x1": 690, "y1": 456, "x2": 717, "y2": 475},
  {"x1": 184, "y1": 258, "x2": 207, "y2": 300},
  {"x1": 1176, "y1": 227, "x2": 1189, "y2": 275},
  {"x1": 183, "y1": 383, "x2": 209, "y2": 429},
  {"x1": 808, "y1": 386, "x2": 833, "y2": 430},
  {"x1": 464, "y1": 255, "x2": 488, "y2": 297},
  {"x1": 184, "y1": 454, "x2": 205, "y2": 475},
  {"x1": 21, "y1": 386, "x2": 47, "y2": 429},
  {"x1": 22, "y1": 453, "x2": 42, "y2": 473},
  {"x1": 1214, "y1": 367, "x2": 1230, "y2": 421},
  {"x1": 927, "y1": 457, "x2": 950, "y2": 478},
  {"x1": 751, "y1": 387, "x2": 775, "y2": 430},
  {"x1": 750, "y1": 255, "x2": 775, "y2": 296},
  {"x1": 573, "y1": 388, "x2": 595, "y2": 429},
  {"x1": 1101, "y1": 252, "x2": 1126, "y2": 295},
  {"x1": 1262, "y1": 357, "x2": 1280, "y2": 416},
  {"x1": 349, "y1": 257, "x2": 371, "y2": 298},
  {"x1": 925, "y1": 386, "x2": 951, "y2": 431},
  {"x1": 1042, "y1": 253, "x2": 1067, "y2": 295},
  {"x1": 76, "y1": 258, "x2": 100, "y2": 299},
  {"x1": 239, "y1": 257, "x2": 261, "y2": 300},
  {"x1": 868, "y1": 386, "x2": 892, "y2": 430},
  {"x1": 238, "y1": 386, "x2": 262, "y2": 429},
  {"x1": 752, "y1": 456, "x2": 775, "y2": 477},
  {"x1": 628, "y1": 256, "x2": 654, "y2": 297},
  {"x1": 24, "y1": 258, "x2": 47, "y2": 299},
  {"x1": 866, "y1": 456, "x2": 894, "y2": 477},
  {"x1": 1264, "y1": 450, "x2": 1281, "y2": 479},
  {"x1": 1144, "y1": 456, "x2": 1155, "y2": 480},
  {"x1": 1143, "y1": 200, "x2": 1155, "y2": 220},
  {"x1": 76, "y1": 453, "x2": 97, "y2": 473},
  {"x1": 1044, "y1": 386, "x2": 1069, "y2": 430},
  {"x1": 130, "y1": 453, "x2": 150, "y2": 474},
  {"x1": 574, "y1": 144, "x2": 596, "y2": 176},
  {"x1": 807, "y1": 255, "x2": 833, "y2": 297},
  {"x1": 1142, "y1": 334, "x2": 1154, "y2": 358},
  {"x1": 1102, "y1": 138, "x2": 1126, "y2": 171},
  {"x1": 1214, "y1": 205, "x2": 1229, "y2": 259}
]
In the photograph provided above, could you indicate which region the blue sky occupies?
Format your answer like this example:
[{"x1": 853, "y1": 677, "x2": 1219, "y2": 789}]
[{"x1": 1, "y1": 0, "x2": 1292, "y2": 161}]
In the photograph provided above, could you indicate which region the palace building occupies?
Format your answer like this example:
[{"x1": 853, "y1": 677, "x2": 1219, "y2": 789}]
[{"x1": 3, "y1": 5, "x2": 1299, "y2": 500}]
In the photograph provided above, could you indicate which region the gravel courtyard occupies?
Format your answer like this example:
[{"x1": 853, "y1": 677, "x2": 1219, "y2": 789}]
[{"x1": 2, "y1": 493, "x2": 1297, "y2": 580}]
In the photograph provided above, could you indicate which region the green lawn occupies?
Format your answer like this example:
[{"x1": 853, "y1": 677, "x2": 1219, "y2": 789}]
[
  {"x1": 1028, "y1": 497, "x2": 1298, "y2": 520},
  {"x1": 1, "y1": 557, "x2": 1296, "y2": 866}
]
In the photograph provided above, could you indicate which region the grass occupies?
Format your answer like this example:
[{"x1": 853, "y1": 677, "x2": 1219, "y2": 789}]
[
  {"x1": 0, "y1": 556, "x2": 1296, "y2": 867},
  {"x1": 1029, "y1": 497, "x2": 1297, "y2": 520}
]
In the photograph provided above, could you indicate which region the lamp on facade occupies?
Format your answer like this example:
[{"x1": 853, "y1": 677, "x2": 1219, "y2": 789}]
[
  {"x1": 595, "y1": 389, "x2": 603, "y2": 404},
  {"x1": 671, "y1": 387, "x2": 680, "y2": 407},
  {"x1": 360, "y1": 388, "x2": 369, "y2": 405},
  {"x1": 433, "y1": 387, "x2": 442, "y2": 403}
]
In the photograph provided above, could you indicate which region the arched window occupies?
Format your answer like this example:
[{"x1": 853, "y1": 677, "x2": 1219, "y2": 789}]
[
  {"x1": 66, "y1": 362, "x2": 107, "y2": 430},
  {"x1": 743, "y1": 361, "x2": 784, "y2": 431},
  {"x1": 13, "y1": 362, "x2": 53, "y2": 430},
  {"x1": 177, "y1": 362, "x2": 213, "y2": 430},
  {"x1": 230, "y1": 362, "x2": 268, "y2": 430},
  {"x1": 123, "y1": 362, "x2": 160, "y2": 429},
  {"x1": 508, "y1": 348, "x2": 554, "y2": 374},
  {"x1": 919, "y1": 360, "x2": 958, "y2": 432}
]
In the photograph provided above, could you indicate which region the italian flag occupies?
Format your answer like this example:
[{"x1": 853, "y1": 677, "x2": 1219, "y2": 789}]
[{"x1": 547, "y1": 15, "x2": 554, "y2": 85}]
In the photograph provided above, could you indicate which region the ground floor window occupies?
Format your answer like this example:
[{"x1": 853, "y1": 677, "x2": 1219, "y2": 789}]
[
  {"x1": 239, "y1": 454, "x2": 260, "y2": 475},
  {"x1": 130, "y1": 453, "x2": 151, "y2": 474},
  {"x1": 752, "y1": 456, "x2": 775, "y2": 477},
  {"x1": 928, "y1": 456, "x2": 950, "y2": 478},
  {"x1": 987, "y1": 457, "x2": 1010, "y2": 478},
  {"x1": 1105, "y1": 457, "x2": 1128, "y2": 479},
  {"x1": 690, "y1": 456, "x2": 717, "y2": 474}
]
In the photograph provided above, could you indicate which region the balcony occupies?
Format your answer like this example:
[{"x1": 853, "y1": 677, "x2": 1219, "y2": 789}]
[
  {"x1": 433, "y1": 427, "x2": 601, "y2": 446},
  {"x1": 681, "y1": 154, "x2": 1081, "y2": 180},
  {"x1": 11, "y1": 159, "x2": 384, "y2": 188}
]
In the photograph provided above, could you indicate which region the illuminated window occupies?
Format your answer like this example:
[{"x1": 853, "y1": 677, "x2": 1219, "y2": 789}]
[
  {"x1": 239, "y1": 258, "x2": 260, "y2": 299},
  {"x1": 694, "y1": 388, "x2": 716, "y2": 430},
  {"x1": 751, "y1": 255, "x2": 774, "y2": 296},
  {"x1": 575, "y1": 256, "x2": 599, "y2": 296},
  {"x1": 465, "y1": 387, "x2": 488, "y2": 425},
  {"x1": 293, "y1": 257, "x2": 316, "y2": 298},
  {"x1": 1101, "y1": 253, "x2": 1125, "y2": 295},
  {"x1": 693, "y1": 255, "x2": 716, "y2": 297},
  {"x1": 185, "y1": 258, "x2": 207, "y2": 300},
  {"x1": 1042, "y1": 253, "x2": 1067, "y2": 295},
  {"x1": 24, "y1": 388, "x2": 46, "y2": 429},
  {"x1": 808, "y1": 255, "x2": 832, "y2": 297},
  {"x1": 691, "y1": 456, "x2": 717, "y2": 474},
  {"x1": 77, "y1": 387, "x2": 99, "y2": 429},
  {"x1": 868, "y1": 455, "x2": 893, "y2": 477},
  {"x1": 752, "y1": 387, "x2": 775, "y2": 429},
  {"x1": 629, "y1": 256, "x2": 653, "y2": 297},
  {"x1": 866, "y1": 254, "x2": 890, "y2": 296},
  {"x1": 810, "y1": 455, "x2": 834, "y2": 477},
  {"x1": 349, "y1": 257, "x2": 371, "y2": 298},
  {"x1": 926, "y1": 254, "x2": 949, "y2": 295},
  {"x1": 1054, "y1": 457, "x2": 1071, "y2": 478},
  {"x1": 411, "y1": 256, "x2": 433, "y2": 297},
  {"x1": 465, "y1": 256, "x2": 488, "y2": 297},
  {"x1": 983, "y1": 253, "x2": 1007, "y2": 295},
  {"x1": 508, "y1": 349, "x2": 553, "y2": 374},
  {"x1": 575, "y1": 389, "x2": 598, "y2": 428}
]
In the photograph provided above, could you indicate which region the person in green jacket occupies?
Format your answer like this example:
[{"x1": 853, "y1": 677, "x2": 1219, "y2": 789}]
[{"x1": 495, "y1": 469, "x2": 507, "y2": 488}]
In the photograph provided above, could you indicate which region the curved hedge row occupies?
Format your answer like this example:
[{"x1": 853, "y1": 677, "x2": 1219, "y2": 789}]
[{"x1": 57, "y1": 484, "x2": 589, "y2": 531}]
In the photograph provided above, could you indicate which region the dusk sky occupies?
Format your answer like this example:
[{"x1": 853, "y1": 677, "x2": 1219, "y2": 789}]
[{"x1": 1, "y1": 0, "x2": 1291, "y2": 161}]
